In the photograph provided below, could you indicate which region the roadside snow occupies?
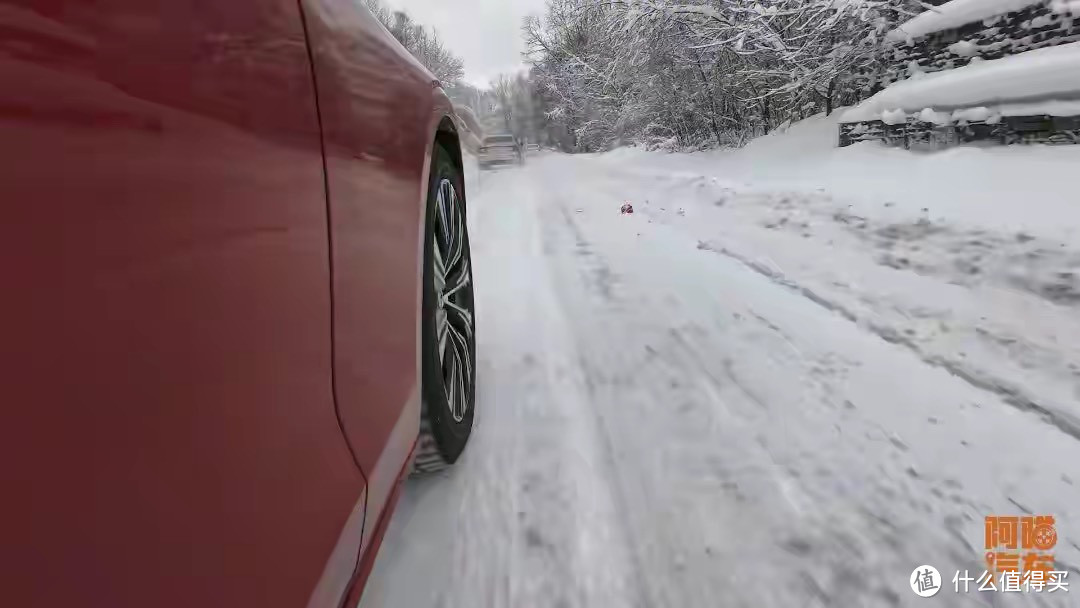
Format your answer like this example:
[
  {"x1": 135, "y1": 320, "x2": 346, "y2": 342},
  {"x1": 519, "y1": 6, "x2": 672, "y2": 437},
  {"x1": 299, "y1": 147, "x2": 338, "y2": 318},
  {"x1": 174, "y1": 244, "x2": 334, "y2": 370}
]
[
  {"x1": 588, "y1": 113, "x2": 1080, "y2": 455},
  {"x1": 841, "y1": 42, "x2": 1080, "y2": 122},
  {"x1": 599, "y1": 112, "x2": 1080, "y2": 242}
]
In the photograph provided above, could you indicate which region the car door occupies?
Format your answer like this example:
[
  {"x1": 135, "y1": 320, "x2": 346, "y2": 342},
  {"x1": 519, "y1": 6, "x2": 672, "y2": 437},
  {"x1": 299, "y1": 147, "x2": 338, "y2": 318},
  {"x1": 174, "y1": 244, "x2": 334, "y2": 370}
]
[
  {"x1": 298, "y1": 0, "x2": 437, "y2": 542},
  {"x1": 0, "y1": 1, "x2": 365, "y2": 607}
]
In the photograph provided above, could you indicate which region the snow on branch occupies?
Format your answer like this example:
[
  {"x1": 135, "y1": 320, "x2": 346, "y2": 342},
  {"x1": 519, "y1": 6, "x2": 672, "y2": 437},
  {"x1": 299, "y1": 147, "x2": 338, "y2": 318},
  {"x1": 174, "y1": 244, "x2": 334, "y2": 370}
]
[{"x1": 526, "y1": 0, "x2": 909, "y2": 150}]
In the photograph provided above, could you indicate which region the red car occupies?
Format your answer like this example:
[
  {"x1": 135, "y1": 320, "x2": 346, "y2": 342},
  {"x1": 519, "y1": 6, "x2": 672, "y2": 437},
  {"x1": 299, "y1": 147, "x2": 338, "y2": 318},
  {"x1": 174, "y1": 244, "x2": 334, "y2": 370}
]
[{"x1": 1, "y1": 1, "x2": 476, "y2": 606}]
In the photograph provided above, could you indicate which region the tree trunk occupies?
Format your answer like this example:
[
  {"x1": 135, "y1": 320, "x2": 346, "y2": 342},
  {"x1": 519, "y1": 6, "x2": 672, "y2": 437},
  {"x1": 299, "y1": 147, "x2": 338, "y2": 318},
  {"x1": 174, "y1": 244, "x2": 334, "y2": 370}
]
[
  {"x1": 825, "y1": 77, "x2": 837, "y2": 116},
  {"x1": 694, "y1": 57, "x2": 722, "y2": 145}
]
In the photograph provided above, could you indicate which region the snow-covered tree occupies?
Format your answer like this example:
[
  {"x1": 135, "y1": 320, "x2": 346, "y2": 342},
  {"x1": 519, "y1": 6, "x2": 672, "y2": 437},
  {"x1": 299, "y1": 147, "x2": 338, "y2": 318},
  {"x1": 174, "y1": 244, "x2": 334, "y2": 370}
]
[
  {"x1": 363, "y1": 0, "x2": 465, "y2": 84},
  {"x1": 525, "y1": 0, "x2": 917, "y2": 151}
]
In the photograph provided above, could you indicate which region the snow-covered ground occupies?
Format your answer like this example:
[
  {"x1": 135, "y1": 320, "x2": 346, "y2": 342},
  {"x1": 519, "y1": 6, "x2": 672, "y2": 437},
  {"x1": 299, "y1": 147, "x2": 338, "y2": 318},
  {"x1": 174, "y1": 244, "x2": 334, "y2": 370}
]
[{"x1": 359, "y1": 124, "x2": 1080, "y2": 607}]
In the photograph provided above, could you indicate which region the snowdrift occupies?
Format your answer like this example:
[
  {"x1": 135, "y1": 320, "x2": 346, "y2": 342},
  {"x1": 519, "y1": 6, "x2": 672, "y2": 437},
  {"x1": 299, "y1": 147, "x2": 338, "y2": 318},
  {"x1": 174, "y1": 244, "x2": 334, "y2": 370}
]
[{"x1": 598, "y1": 111, "x2": 1080, "y2": 239}]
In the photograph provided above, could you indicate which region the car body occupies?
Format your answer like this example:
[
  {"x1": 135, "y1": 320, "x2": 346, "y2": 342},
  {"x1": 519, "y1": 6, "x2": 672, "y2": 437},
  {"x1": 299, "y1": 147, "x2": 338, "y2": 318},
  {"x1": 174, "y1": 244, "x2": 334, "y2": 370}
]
[
  {"x1": 478, "y1": 133, "x2": 522, "y2": 168},
  {"x1": 525, "y1": 143, "x2": 541, "y2": 153},
  {"x1": 0, "y1": 1, "x2": 470, "y2": 607}
]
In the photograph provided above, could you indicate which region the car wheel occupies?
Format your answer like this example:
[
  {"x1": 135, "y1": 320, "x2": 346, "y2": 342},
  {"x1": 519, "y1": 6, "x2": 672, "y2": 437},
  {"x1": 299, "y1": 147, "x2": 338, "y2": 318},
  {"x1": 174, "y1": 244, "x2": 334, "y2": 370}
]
[{"x1": 413, "y1": 143, "x2": 476, "y2": 474}]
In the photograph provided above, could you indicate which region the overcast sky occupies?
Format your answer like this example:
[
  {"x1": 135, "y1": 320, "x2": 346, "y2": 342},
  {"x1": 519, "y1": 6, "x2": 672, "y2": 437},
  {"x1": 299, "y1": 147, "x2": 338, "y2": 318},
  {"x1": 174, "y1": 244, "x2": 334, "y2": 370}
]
[{"x1": 385, "y1": 0, "x2": 548, "y2": 89}]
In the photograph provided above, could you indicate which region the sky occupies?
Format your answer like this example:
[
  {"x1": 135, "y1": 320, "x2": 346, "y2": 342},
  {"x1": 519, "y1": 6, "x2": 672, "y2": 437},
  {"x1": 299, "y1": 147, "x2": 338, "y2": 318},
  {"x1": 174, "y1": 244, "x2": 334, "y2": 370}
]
[{"x1": 385, "y1": 0, "x2": 548, "y2": 89}]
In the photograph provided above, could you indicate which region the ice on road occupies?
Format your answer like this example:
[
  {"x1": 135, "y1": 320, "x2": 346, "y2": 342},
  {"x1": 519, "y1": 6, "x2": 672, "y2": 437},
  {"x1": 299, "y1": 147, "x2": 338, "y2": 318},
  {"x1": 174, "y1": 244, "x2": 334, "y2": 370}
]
[{"x1": 360, "y1": 151, "x2": 1080, "y2": 608}]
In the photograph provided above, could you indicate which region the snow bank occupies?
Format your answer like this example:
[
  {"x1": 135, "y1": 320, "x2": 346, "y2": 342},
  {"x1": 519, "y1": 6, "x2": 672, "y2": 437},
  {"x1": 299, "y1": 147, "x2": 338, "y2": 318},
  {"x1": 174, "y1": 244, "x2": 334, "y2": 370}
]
[
  {"x1": 841, "y1": 42, "x2": 1080, "y2": 122},
  {"x1": 596, "y1": 111, "x2": 1080, "y2": 241},
  {"x1": 886, "y1": 0, "x2": 1045, "y2": 42}
]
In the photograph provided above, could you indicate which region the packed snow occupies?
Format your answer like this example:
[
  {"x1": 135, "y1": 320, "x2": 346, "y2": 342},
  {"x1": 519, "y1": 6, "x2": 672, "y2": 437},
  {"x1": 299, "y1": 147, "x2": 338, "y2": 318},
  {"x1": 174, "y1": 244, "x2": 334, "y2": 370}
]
[
  {"x1": 917, "y1": 108, "x2": 951, "y2": 124},
  {"x1": 863, "y1": 99, "x2": 1080, "y2": 129},
  {"x1": 841, "y1": 42, "x2": 1080, "y2": 123},
  {"x1": 887, "y1": 0, "x2": 1046, "y2": 42},
  {"x1": 360, "y1": 119, "x2": 1080, "y2": 608},
  {"x1": 947, "y1": 40, "x2": 982, "y2": 58}
]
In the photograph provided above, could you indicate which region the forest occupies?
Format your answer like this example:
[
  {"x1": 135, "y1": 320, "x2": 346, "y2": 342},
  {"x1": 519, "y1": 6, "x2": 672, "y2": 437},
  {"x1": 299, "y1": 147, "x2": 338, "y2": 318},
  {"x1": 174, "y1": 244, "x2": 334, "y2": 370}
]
[{"x1": 365, "y1": 0, "x2": 929, "y2": 152}]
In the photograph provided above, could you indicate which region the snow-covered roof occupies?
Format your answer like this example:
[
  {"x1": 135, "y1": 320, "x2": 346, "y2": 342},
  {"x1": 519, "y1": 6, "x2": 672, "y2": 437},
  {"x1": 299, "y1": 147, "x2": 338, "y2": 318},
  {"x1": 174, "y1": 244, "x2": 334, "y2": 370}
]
[
  {"x1": 841, "y1": 41, "x2": 1080, "y2": 122},
  {"x1": 886, "y1": 0, "x2": 1045, "y2": 42}
]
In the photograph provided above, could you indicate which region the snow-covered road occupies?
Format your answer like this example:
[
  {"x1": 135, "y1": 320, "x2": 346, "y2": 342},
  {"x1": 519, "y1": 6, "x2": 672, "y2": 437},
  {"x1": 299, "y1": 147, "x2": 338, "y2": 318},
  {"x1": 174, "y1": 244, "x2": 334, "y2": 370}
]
[{"x1": 359, "y1": 151, "x2": 1080, "y2": 608}]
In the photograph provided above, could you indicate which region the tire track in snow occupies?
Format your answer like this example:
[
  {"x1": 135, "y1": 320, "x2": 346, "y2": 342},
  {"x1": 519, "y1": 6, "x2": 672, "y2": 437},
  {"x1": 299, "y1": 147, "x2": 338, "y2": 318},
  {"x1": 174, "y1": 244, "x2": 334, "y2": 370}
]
[
  {"x1": 446, "y1": 164, "x2": 647, "y2": 607},
  {"x1": 595, "y1": 158, "x2": 1080, "y2": 445},
  {"x1": 704, "y1": 242, "x2": 1080, "y2": 443},
  {"x1": 549, "y1": 154, "x2": 1080, "y2": 606},
  {"x1": 363, "y1": 165, "x2": 645, "y2": 608},
  {"x1": 507, "y1": 172, "x2": 648, "y2": 608},
  {"x1": 536, "y1": 166, "x2": 849, "y2": 608}
]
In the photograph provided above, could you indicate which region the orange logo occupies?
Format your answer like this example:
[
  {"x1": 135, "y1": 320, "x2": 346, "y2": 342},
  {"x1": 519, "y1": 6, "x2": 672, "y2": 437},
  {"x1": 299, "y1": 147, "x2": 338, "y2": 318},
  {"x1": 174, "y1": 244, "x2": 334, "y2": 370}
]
[{"x1": 985, "y1": 515, "x2": 1057, "y2": 579}]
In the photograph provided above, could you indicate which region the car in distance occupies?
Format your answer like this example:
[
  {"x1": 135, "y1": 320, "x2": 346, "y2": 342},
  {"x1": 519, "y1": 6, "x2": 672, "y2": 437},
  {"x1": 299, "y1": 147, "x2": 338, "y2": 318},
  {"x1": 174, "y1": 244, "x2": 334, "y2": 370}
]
[
  {"x1": 1, "y1": 1, "x2": 476, "y2": 607},
  {"x1": 479, "y1": 133, "x2": 523, "y2": 168}
]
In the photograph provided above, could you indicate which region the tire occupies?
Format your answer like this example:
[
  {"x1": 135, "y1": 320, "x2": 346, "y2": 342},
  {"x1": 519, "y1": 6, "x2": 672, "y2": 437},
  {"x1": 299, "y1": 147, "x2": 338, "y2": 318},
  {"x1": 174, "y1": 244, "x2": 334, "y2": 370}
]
[{"x1": 412, "y1": 143, "x2": 476, "y2": 475}]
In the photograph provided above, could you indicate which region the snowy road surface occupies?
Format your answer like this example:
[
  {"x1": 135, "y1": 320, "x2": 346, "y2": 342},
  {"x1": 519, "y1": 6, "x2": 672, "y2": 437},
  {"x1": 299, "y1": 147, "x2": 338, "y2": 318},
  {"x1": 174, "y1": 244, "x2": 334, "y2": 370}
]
[{"x1": 359, "y1": 149, "x2": 1080, "y2": 608}]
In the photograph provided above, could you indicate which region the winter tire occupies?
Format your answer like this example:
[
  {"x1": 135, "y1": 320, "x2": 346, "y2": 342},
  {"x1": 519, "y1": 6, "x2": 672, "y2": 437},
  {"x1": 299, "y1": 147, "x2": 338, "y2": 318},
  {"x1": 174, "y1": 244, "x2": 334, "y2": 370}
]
[{"x1": 412, "y1": 143, "x2": 476, "y2": 474}]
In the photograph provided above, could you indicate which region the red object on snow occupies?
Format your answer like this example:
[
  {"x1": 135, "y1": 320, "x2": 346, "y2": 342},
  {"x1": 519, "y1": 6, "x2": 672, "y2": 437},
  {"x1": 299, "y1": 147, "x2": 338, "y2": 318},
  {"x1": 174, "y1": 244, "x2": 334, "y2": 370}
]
[{"x1": 620, "y1": 202, "x2": 634, "y2": 214}]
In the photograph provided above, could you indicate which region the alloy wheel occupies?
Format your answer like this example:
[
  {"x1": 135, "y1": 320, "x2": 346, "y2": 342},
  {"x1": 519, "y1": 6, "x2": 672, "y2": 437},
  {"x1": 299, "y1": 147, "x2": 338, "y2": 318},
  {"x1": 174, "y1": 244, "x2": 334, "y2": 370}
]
[{"x1": 432, "y1": 178, "x2": 475, "y2": 423}]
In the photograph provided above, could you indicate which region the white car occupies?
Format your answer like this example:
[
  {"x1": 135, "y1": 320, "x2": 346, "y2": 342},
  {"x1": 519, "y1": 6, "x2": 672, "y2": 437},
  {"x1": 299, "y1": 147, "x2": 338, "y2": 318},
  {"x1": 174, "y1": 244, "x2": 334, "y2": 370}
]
[{"x1": 479, "y1": 134, "x2": 522, "y2": 169}]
